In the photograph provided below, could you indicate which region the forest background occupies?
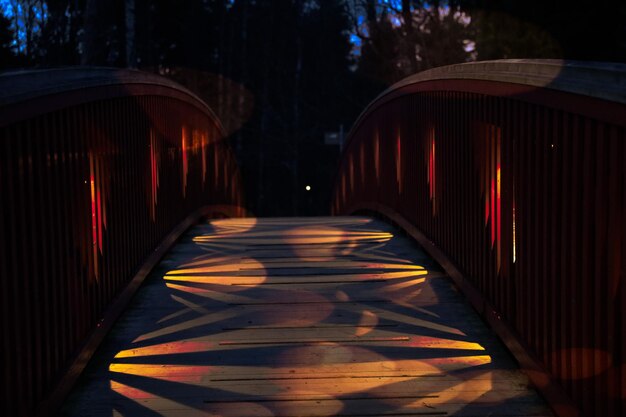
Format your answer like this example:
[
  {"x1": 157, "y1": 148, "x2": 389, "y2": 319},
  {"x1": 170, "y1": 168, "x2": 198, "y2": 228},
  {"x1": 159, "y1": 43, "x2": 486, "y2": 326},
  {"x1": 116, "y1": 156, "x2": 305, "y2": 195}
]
[{"x1": 1, "y1": 0, "x2": 624, "y2": 216}]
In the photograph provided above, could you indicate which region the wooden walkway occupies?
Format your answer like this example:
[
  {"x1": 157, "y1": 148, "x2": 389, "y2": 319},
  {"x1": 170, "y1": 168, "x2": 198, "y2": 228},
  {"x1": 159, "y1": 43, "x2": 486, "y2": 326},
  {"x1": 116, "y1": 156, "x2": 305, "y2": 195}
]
[{"x1": 62, "y1": 217, "x2": 552, "y2": 417}]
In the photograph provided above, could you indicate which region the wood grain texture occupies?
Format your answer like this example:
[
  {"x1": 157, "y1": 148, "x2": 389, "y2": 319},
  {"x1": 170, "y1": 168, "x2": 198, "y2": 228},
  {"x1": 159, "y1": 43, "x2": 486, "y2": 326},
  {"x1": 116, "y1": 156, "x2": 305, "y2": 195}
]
[{"x1": 61, "y1": 216, "x2": 552, "y2": 417}]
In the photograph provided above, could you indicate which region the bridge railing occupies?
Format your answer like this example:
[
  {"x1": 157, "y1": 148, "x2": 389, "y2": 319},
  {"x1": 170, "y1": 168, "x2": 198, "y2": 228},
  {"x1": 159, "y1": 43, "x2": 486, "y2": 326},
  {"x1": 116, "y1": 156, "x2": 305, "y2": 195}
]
[
  {"x1": 333, "y1": 59, "x2": 625, "y2": 417},
  {"x1": 0, "y1": 68, "x2": 245, "y2": 416}
]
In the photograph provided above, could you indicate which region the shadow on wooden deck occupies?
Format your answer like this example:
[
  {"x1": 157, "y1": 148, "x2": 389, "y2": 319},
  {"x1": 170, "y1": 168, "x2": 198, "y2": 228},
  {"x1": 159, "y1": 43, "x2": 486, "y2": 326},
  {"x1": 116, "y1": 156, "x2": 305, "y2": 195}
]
[{"x1": 61, "y1": 216, "x2": 552, "y2": 417}]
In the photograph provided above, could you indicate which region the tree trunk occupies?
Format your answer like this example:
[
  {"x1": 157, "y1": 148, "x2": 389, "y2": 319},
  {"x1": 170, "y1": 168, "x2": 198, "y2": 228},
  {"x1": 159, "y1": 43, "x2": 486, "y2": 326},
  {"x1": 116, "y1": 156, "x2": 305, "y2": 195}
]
[
  {"x1": 365, "y1": 0, "x2": 377, "y2": 25},
  {"x1": 125, "y1": 0, "x2": 136, "y2": 67},
  {"x1": 9, "y1": 0, "x2": 20, "y2": 54},
  {"x1": 402, "y1": 0, "x2": 418, "y2": 74},
  {"x1": 291, "y1": 2, "x2": 303, "y2": 215},
  {"x1": 81, "y1": 0, "x2": 99, "y2": 65},
  {"x1": 236, "y1": 0, "x2": 248, "y2": 154},
  {"x1": 257, "y1": 5, "x2": 273, "y2": 214}
]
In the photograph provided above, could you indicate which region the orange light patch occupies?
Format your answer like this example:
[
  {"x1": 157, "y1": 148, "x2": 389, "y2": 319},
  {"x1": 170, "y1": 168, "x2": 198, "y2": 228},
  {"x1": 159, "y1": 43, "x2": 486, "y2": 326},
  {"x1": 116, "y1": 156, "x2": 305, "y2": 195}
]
[
  {"x1": 110, "y1": 363, "x2": 214, "y2": 378},
  {"x1": 197, "y1": 236, "x2": 380, "y2": 244},
  {"x1": 406, "y1": 336, "x2": 485, "y2": 351},
  {"x1": 88, "y1": 152, "x2": 106, "y2": 281},
  {"x1": 335, "y1": 290, "x2": 350, "y2": 302},
  {"x1": 149, "y1": 129, "x2": 160, "y2": 221},
  {"x1": 374, "y1": 130, "x2": 380, "y2": 182},
  {"x1": 201, "y1": 131, "x2": 208, "y2": 187},
  {"x1": 164, "y1": 274, "x2": 267, "y2": 286},
  {"x1": 181, "y1": 126, "x2": 188, "y2": 197},
  {"x1": 280, "y1": 225, "x2": 391, "y2": 261},
  {"x1": 355, "y1": 310, "x2": 378, "y2": 336},
  {"x1": 166, "y1": 258, "x2": 265, "y2": 275},
  {"x1": 396, "y1": 133, "x2": 402, "y2": 192},
  {"x1": 427, "y1": 128, "x2": 436, "y2": 215},
  {"x1": 114, "y1": 340, "x2": 214, "y2": 358}
]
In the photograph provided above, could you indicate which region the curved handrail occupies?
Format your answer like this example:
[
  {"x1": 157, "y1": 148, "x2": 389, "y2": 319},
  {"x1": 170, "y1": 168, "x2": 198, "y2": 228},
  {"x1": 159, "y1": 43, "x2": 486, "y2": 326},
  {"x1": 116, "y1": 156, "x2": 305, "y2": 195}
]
[
  {"x1": 392, "y1": 59, "x2": 626, "y2": 102},
  {"x1": 0, "y1": 67, "x2": 224, "y2": 134},
  {"x1": 348, "y1": 59, "x2": 626, "y2": 146}
]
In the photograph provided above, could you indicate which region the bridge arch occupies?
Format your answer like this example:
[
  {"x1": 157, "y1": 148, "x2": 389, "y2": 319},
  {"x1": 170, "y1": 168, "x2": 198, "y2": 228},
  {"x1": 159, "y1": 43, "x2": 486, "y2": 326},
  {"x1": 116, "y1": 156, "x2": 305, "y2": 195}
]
[
  {"x1": 0, "y1": 68, "x2": 245, "y2": 416},
  {"x1": 333, "y1": 59, "x2": 626, "y2": 417}
]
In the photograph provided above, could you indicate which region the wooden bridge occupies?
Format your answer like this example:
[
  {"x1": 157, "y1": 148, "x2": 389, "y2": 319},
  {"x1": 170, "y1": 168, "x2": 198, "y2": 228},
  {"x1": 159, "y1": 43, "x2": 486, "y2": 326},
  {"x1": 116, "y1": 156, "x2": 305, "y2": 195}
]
[
  {"x1": 61, "y1": 216, "x2": 551, "y2": 416},
  {"x1": 0, "y1": 61, "x2": 624, "y2": 417}
]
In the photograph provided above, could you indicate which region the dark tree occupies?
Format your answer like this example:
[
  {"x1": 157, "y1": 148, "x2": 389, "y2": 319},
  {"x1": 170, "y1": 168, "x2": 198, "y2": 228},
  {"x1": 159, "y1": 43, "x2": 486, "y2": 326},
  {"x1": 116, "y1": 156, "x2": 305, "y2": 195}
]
[
  {"x1": 118, "y1": 0, "x2": 359, "y2": 216},
  {"x1": 0, "y1": 10, "x2": 16, "y2": 69},
  {"x1": 179, "y1": 0, "x2": 359, "y2": 216},
  {"x1": 468, "y1": 0, "x2": 626, "y2": 63},
  {"x1": 350, "y1": 0, "x2": 475, "y2": 85},
  {"x1": 81, "y1": 0, "x2": 141, "y2": 66},
  {"x1": 37, "y1": 0, "x2": 84, "y2": 66}
]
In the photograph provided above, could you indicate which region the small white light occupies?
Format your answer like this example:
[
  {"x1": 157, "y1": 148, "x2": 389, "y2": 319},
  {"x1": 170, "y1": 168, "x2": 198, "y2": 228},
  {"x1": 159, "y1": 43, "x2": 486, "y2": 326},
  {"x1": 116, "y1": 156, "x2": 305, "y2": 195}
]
[{"x1": 305, "y1": 185, "x2": 311, "y2": 191}]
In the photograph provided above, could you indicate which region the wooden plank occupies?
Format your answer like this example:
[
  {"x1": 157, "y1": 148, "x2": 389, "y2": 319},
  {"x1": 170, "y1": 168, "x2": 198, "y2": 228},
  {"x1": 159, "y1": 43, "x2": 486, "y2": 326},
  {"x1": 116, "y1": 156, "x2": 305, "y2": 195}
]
[{"x1": 61, "y1": 217, "x2": 552, "y2": 417}]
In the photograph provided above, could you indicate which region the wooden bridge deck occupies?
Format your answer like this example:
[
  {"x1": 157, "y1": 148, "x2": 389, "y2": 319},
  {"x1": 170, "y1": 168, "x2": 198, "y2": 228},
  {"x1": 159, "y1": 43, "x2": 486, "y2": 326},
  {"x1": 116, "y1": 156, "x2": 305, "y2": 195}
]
[{"x1": 62, "y1": 216, "x2": 552, "y2": 417}]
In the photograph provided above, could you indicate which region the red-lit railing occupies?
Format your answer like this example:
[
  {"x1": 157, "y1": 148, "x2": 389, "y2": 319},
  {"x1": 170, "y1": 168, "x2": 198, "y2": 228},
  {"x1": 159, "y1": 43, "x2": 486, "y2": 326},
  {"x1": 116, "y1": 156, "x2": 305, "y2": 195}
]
[
  {"x1": 0, "y1": 68, "x2": 245, "y2": 416},
  {"x1": 333, "y1": 60, "x2": 626, "y2": 417}
]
